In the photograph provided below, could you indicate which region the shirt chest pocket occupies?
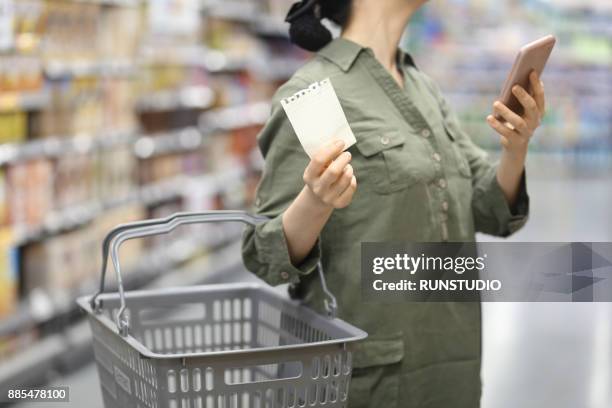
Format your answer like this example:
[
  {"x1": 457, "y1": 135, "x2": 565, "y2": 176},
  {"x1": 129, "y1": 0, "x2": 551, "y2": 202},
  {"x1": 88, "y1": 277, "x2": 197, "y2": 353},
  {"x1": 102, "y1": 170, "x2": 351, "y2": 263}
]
[{"x1": 350, "y1": 130, "x2": 436, "y2": 194}]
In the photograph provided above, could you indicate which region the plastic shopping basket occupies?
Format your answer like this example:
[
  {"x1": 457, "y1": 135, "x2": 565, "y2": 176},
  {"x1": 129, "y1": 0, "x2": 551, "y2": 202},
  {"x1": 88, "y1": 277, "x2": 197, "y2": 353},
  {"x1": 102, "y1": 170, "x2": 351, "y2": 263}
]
[{"x1": 78, "y1": 211, "x2": 367, "y2": 408}]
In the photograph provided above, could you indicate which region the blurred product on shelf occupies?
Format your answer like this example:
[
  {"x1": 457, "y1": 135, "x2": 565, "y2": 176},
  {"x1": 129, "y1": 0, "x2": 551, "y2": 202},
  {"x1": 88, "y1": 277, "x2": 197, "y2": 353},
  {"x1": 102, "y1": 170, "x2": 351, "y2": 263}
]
[
  {"x1": 0, "y1": 226, "x2": 18, "y2": 363},
  {"x1": 0, "y1": 111, "x2": 27, "y2": 144},
  {"x1": 0, "y1": 169, "x2": 6, "y2": 226},
  {"x1": 0, "y1": 56, "x2": 43, "y2": 93},
  {"x1": 406, "y1": 1, "x2": 611, "y2": 153},
  {"x1": 6, "y1": 159, "x2": 53, "y2": 228},
  {"x1": 20, "y1": 203, "x2": 145, "y2": 298},
  {"x1": 42, "y1": 1, "x2": 142, "y2": 62},
  {"x1": 0, "y1": 228, "x2": 16, "y2": 318},
  {"x1": 96, "y1": 145, "x2": 136, "y2": 203}
]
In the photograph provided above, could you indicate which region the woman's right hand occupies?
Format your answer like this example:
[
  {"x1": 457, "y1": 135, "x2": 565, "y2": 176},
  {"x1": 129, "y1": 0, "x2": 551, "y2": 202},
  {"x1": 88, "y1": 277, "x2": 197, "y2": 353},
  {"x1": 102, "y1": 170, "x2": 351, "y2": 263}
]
[
  {"x1": 282, "y1": 139, "x2": 356, "y2": 265},
  {"x1": 303, "y1": 139, "x2": 357, "y2": 209}
]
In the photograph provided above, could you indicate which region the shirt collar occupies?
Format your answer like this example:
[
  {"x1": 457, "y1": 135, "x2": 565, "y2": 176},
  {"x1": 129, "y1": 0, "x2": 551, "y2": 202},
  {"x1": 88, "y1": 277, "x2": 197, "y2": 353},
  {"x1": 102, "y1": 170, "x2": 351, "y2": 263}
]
[
  {"x1": 318, "y1": 37, "x2": 417, "y2": 72},
  {"x1": 318, "y1": 37, "x2": 364, "y2": 72}
]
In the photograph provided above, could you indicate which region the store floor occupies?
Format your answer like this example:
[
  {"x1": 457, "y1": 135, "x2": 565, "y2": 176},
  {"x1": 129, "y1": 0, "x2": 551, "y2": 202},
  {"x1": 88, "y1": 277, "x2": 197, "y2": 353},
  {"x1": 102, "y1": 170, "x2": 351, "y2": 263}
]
[{"x1": 14, "y1": 155, "x2": 612, "y2": 408}]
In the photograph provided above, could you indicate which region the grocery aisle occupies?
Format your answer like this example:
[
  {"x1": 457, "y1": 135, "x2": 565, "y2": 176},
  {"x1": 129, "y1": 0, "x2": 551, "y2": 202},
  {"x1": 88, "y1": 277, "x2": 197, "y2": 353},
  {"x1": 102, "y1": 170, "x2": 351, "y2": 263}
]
[
  {"x1": 480, "y1": 157, "x2": 612, "y2": 408},
  {"x1": 0, "y1": 0, "x2": 610, "y2": 407},
  {"x1": 0, "y1": 0, "x2": 306, "y2": 395}
]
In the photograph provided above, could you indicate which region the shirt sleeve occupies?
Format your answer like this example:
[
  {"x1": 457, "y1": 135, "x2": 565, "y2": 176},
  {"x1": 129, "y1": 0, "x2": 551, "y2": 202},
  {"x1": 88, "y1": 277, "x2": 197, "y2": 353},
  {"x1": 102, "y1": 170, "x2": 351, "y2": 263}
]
[
  {"x1": 425, "y1": 75, "x2": 530, "y2": 237},
  {"x1": 241, "y1": 78, "x2": 322, "y2": 286}
]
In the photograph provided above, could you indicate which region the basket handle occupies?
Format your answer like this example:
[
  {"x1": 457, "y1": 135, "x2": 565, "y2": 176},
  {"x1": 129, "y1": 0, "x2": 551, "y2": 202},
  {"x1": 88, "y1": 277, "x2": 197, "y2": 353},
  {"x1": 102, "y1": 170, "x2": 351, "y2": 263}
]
[{"x1": 90, "y1": 210, "x2": 338, "y2": 336}]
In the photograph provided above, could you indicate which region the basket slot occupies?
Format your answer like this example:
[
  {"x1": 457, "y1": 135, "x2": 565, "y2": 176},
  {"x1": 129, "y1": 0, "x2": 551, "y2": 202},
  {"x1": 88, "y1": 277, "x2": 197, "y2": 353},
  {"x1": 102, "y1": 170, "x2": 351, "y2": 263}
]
[
  {"x1": 168, "y1": 367, "x2": 215, "y2": 394},
  {"x1": 139, "y1": 303, "x2": 206, "y2": 325}
]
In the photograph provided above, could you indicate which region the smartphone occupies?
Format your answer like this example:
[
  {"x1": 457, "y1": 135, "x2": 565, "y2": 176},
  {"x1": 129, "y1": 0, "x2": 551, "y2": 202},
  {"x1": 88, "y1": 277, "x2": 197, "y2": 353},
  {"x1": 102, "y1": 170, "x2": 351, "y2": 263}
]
[{"x1": 497, "y1": 35, "x2": 556, "y2": 117}]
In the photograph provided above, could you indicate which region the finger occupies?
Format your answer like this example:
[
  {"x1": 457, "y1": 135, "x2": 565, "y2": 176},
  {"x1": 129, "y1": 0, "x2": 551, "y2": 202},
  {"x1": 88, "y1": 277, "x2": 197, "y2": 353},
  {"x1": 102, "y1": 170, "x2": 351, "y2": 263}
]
[
  {"x1": 529, "y1": 71, "x2": 545, "y2": 116},
  {"x1": 511, "y1": 85, "x2": 538, "y2": 124},
  {"x1": 487, "y1": 115, "x2": 517, "y2": 140},
  {"x1": 319, "y1": 151, "x2": 352, "y2": 188},
  {"x1": 334, "y1": 175, "x2": 357, "y2": 208},
  {"x1": 493, "y1": 101, "x2": 529, "y2": 134},
  {"x1": 304, "y1": 140, "x2": 345, "y2": 181},
  {"x1": 328, "y1": 164, "x2": 353, "y2": 198}
]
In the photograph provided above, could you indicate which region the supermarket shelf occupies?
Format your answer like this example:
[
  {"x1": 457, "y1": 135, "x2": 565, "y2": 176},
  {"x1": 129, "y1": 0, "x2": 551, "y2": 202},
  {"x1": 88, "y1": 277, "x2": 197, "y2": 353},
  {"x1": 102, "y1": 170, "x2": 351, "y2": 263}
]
[
  {"x1": 140, "y1": 45, "x2": 248, "y2": 72},
  {"x1": 44, "y1": 59, "x2": 138, "y2": 79},
  {"x1": 70, "y1": 0, "x2": 142, "y2": 7},
  {"x1": 134, "y1": 127, "x2": 208, "y2": 159},
  {"x1": 145, "y1": 239, "x2": 246, "y2": 291},
  {"x1": 133, "y1": 126, "x2": 206, "y2": 158},
  {"x1": 203, "y1": 1, "x2": 289, "y2": 38},
  {"x1": 136, "y1": 86, "x2": 216, "y2": 112},
  {"x1": 206, "y1": 52, "x2": 253, "y2": 73},
  {"x1": 203, "y1": 0, "x2": 259, "y2": 23},
  {"x1": 200, "y1": 101, "x2": 270, "y2": 131},
  {"x1": 10, "y1": 166, "x2": 244, "y2": 247},
  {"x1": 141, "y1": 44, "x2": 301, "y2": 78},
  {"x1": 0, "y1": 213, "x2": 244, "y2": 340},
  {"x1": 9, "y1": 45, "x2": 294, "y2": 87},
  {"x1": 0, "y1": 237, "x2": 246, "y2": 396},
  {"x1": 0, "y1": 129, "x2": 135, "y2": 166},
  {"x1": 11, "y1": 191, "x2": 148, "y2": 248},
  {"x1": 251, "y1": 15, "x2": 290, "y2": 39},
  {"x1": 141, "y1": 45, "x2": 239, "y2": 71},
  {"x1": 0, "y1": 99, "x2": 271, "y2": 167},
  {"x1": 251, "y1": 56, "x2": 304, "y2": 81},
  {"x1": 0, "y1": 98, "x2": 269, "y2": 166},
  {"x1": 0, "y1": 90, "x2": 51, "y2": 113}
]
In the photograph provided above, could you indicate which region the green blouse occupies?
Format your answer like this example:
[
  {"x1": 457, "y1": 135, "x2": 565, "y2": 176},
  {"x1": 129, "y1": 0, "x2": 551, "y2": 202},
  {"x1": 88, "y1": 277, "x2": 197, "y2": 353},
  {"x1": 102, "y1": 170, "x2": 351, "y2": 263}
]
[{"x1": 242, "y1": 38, "x2": 529, "y2": 408}]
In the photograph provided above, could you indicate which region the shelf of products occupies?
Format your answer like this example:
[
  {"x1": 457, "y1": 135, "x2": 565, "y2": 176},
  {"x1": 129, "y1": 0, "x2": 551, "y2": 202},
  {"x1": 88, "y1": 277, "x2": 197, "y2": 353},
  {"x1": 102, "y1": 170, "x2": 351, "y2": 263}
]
[
  {"x1": 0, "y1": 0, "x2": 307, "y2": 390},
  {"x1": 405, "y1": 1, "x2": 611, "y2": 154},
  {"x1": 203, "y1": 0, "x2": 290, "y2": 39},
  {"x1": 0, "y1": 210, "x2": 244, "y2": 340}
]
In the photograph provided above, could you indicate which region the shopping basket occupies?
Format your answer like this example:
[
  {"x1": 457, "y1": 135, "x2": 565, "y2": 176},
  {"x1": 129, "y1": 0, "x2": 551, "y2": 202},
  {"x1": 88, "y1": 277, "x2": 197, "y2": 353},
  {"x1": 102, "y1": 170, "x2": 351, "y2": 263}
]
[{"x1": 77, "y1": 211, "x2": 367, "y2": 408}]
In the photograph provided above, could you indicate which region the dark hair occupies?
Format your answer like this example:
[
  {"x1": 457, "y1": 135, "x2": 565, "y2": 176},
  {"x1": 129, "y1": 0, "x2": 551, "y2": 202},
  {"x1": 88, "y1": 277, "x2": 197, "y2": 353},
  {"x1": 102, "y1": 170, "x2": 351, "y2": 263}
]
[{"x1": 286, "y1": 0, "x2": 352, "y2": 52}]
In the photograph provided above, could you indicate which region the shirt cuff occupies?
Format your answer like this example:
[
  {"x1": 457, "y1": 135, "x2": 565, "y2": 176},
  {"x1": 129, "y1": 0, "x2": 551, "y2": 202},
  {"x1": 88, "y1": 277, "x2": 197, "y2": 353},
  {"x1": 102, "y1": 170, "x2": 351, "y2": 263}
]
[
  {"x1": 254, "y1": 214, "x2": 321, "y2": 286},
  {"x1": 482, "y1": 166, "x2": 530, "y2": 236}
]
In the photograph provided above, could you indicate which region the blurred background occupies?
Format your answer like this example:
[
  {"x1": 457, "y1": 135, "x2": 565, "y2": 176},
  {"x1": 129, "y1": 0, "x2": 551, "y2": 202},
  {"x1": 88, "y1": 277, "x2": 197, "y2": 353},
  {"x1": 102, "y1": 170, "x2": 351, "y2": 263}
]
[{"x1": 0, "y1": 0, "x2": 609, "y2": 407}]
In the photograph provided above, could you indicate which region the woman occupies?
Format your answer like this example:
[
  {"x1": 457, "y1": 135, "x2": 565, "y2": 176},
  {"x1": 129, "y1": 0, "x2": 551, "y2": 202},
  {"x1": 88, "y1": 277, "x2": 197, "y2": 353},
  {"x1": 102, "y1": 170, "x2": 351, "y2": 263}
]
[{"x1": 242, "y1": 0, "x2": 545, "y2": 406}]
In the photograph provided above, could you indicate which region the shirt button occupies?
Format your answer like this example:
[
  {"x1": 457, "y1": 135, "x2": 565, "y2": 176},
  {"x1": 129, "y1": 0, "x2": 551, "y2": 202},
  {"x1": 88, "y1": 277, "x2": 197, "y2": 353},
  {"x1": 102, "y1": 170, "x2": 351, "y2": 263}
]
[
  {"x1": 255, "y1": 197, "x2": 261, "y2": 207},
  {"x1": 432, "y1": 153, "x2": 441, "y2": 162},
  {"x1": 280, "y1": 271, "x2": 290, "y2": 280},
  {"x1": 421, "y1": 129, "x2": 431, "y2": 138},
  {"x1": 438, "y1": 178, "x2": 447, "y2": 189},
  {"x1": 380, "y1": 135, "x2": 390, "y2": 145},
  {"x1": 442, "y1": 201, "x2": 449, "y2": 212}
]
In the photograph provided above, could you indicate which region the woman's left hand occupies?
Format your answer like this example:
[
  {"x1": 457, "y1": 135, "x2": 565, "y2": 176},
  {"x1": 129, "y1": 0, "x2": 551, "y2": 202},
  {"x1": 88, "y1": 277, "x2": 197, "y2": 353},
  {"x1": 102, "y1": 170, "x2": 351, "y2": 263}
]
[{"x1": 486, "y1": 71, "x2": 545, "y2": 158}]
